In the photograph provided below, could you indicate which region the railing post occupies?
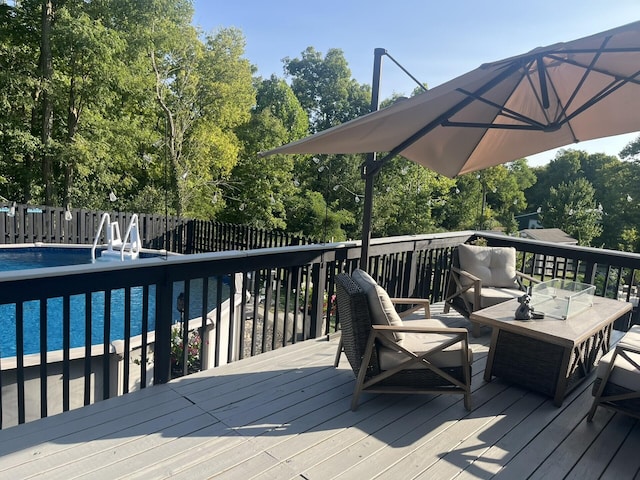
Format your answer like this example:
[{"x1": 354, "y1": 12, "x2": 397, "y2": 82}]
[
  {"x1": 584, "y1": 262, "x2": 597, "y2": 287},
  {"x1": 310, "y1": 261, "x2": 327, "y2": 339},
  {"x1": 154, "y1": 272, "x2": 173, "y2": 384},
  {"x1": 404, "y1": 249, "x2": 417, "y2": 298},
  {"x1": 185, "y1": 219, "x2": 194, "y2": 254}
]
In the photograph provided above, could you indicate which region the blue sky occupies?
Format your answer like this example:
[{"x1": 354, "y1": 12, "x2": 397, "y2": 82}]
[{"x1": 192, "y1": 0, "x2": 640, "y2": 166}]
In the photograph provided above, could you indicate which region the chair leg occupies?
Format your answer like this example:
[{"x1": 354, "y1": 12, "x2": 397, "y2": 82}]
[
  {"x1": 351, "y1": 384, "x2": 362, "y2": 411},
  {"x1": 333, "y1": 336, "x2": 343, "y2": 367},
  {"x1": 588, "y1": 376, "x2": 609, "y2": 422},
  {"x1": 587, "y1": 398, "x2": 599, "y2": 422},
  {"x1": 471, "y1": 322, "x2": 482, "y2": 338},
  {"x1": 464, "y1": 393, "x2": 472, "y2": 411},
  {"x1": 443, "y1": 302, "x2": 451, "y2": 313}
]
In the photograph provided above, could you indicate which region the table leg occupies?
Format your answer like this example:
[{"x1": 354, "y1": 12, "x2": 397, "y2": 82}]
[
  {"x1": 484, "y1": 328, "x2": 499, "y2": 382},
  {"x1": 553, "y1": 347, "x2": 572, "y2": 406}
]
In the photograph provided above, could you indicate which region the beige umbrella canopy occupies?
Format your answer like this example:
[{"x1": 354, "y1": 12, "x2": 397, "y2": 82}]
[
  {"x1": 262, "y1": 21, "x2": 640, "y2": 265},
  {"x1": 264, "y1": 20, "x2": 640, "y2": 177}
]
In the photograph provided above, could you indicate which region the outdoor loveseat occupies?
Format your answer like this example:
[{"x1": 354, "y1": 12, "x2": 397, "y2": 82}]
[
  {"x1": 588, "y1": 324, "x2": 640, "y2": 421},
  {"x1": 334, "y1": 270, "x2": 472, "y2": 411},
  {"x1": 444, "y1": 244, "x2": 538, "y2": 336}
]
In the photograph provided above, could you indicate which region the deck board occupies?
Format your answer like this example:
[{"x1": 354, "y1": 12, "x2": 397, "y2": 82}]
[
  {"x1": 0, "y1": 303, "x2": 638, "y2": 479},
  {"x1": 599, "y1": 419, "x2": 640, "y2": 479}
]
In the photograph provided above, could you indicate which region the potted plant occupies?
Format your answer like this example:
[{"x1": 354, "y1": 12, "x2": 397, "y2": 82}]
[{"x1": 170, "y1": 327, "x2": 201, "y2": 377}]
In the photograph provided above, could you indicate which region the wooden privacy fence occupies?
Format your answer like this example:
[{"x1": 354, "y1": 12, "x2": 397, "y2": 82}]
[{"x1": 0, "y1": 204, "x2": 313, "y2": 252}]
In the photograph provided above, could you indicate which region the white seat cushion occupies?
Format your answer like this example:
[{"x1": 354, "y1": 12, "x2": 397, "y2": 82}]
[
  {"x1": 378, "y1": 319, "x2": 472, "y2": 370},
  {"x1": 596, "y1": 325, "x2": 640, "y2": 391},
  {"x1": 462, "y1": 286, "x2": 525, "y2": 309},
  {"x1": 352, "y1": 269, "x2": 404, "y2": 342},
  {"x1": 458, "y1": 244, "x2": 518, "y2": 288}
]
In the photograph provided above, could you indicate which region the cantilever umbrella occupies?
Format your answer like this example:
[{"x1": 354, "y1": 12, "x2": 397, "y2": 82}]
[{"x1": 262, "y1": 21, "x2": 640, "y2": 266}]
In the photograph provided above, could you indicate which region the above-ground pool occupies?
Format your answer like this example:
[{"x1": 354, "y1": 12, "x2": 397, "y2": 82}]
[{"x1": 0, "y1": 246, "x2": 229, "y2": 358}]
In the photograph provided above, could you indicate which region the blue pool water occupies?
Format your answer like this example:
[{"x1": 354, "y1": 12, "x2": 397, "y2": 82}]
[
  {"x1": 0, "y1": 289, "x2": 156, "y2": 357},
  {"x1": 0, "y1": 247, "x2": 227, "y2": 358},
  {"x1": 0, "y1": 247, "x2": 97, "y2": 271}
]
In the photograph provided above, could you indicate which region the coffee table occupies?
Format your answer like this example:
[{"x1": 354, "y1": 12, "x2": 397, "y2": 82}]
[{"x1": 470, "y1": 296, "x2": 632, "y2": 406}]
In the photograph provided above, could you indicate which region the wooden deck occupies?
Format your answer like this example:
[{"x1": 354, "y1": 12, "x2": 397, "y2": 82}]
[{"x1": 0, "y1": 304, "x2": 638, "y2": 479}]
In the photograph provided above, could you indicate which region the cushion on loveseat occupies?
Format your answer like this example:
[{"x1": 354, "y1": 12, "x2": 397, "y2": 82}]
[
  {"x1": 457, "y1": 244, "x2": 518, "y2": 288},
  {"x1": 595, "y1": 325, "x2": 640, "y2": 392},
  {"x1": 377, "y1": 319, "x2": 472, "y2": 369},
  {"x1": 352, "y1": 269, "x2": 404, "y2": 342}
]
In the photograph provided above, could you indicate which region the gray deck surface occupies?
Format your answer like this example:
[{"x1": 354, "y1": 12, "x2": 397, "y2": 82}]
[{"x1": 0, "y1": 303, "x2": 638, "y2": 479}]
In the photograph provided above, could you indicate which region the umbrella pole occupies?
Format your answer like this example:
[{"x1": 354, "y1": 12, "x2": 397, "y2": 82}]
[
  {"x1": 360, "y1": 49, "x2": 385, "y2": 270},
  {"x1": 360, "y1": 153, "x2": 375, "y2": 269}
]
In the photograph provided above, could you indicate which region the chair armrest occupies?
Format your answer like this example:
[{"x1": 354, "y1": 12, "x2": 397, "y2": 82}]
[
  {"x1": 372, "y1": 324, "x2": 469, "y2": 336},
  {"x1": 516, "y1": 271, "x2": 540, "y2": 285},
  {"x1": 616, "y1": 342, "x2": 640, "y2": 356},
  {"x1": 452, "y1": 266, "x2": 482, "y2": 284},
  {"x1": 389, "y1": 298, "x2": 431, "y2": 319},
  {"x1": 445, "y1": 267, "x2": 482, "y2": 313},
  {"x1": 371, "y1": 325, "x2": 470, "y2": 364}
]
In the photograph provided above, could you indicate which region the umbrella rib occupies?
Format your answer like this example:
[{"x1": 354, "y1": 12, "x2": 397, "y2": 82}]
[
  {"x1": 441, "y1": 121, "x2": 547, "y2": 131},
  {"x1": 543, "y1": 35, "x2": 640, "y2": 129},
  {"x1": 562, "y1": 69, "x2": 640, "y2": 125},
  {"x1": 554, "y1": 35, "x2": 611, "y2": 125},
  {"x1": 366, "y1": 61, "x2": 525, "y2": 176},
  {"x1": 546, "y1": 52, "x2": 640, "y2": 87},
  {"x1": 453, "y1": 87, "x2": 549, "y2": 130}
]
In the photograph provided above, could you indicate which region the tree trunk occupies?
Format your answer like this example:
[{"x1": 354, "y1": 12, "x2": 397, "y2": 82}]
[
  {"x1": 151, "y1": 49, "x2": 182, "y2": 216},
  {"x1": 38, "y1": 0, "x2": 55, "y2": 205},
  {"x1": 64, "y1": 54, "x2": 80, "y2": 209}
]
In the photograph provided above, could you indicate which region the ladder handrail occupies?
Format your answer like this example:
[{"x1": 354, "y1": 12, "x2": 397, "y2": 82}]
[
  {"x1": 120, "y1": 214, "x2": 140, "y2": 261},
  {"x1": 91, "y1": 213, "x2": 111, "y2": 261},
  {"x1": 91, "y1": 213, "x2": 140, "y2": 262}
]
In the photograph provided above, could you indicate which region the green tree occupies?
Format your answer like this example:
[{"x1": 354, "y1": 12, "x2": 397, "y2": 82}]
[
  {"x1": 281, "y1": 48, "x2": 373, "y2": 239},
  {"x1": 620, "y1": 135, "x2": 640, "y2": 160},
  {"x1": 595, "y1": 160, "x2": 640, "y2": 250},
  {"x1": 52, "y1": 2, "x2": 129, "y2": 209},
  {"x1": 220, "y1": 76, "x2": 308, "y2": 229},
  {"x1": 0, "y1": 0, "x2": 42, "y2": 202},
  {"x1": 285, "y1": 190, "x2": 354, "y2": 242},
  {"x1": 525, "y1": 149, "x2": 583, "y2": 212},
  {"x1": 523, "y1": 149, "x2": 640, "y2": 250},
  {"x1": 486, "y1": 160, "x2": 536, "y2": 233},
  {"x1": 541, "y1": 178, "x2": 603, "y2": 246},
  {"x1": 148, "y1": 10, "x2": 254, "y2": 217},
  {"x1": 283, "y1": 47, "x2": 371, "y2": 133},
  {"x1": 373, "y1": 159, "x2": 455, "y2": 236}
]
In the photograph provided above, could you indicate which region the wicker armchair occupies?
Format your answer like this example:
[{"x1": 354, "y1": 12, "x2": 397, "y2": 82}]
[
  {"x1": 588, "y1": 325, "x2": 640, "y2": 421},
  {"x1": 444, "y1": 244, "x2": 538, "y2": 336},
  {"x1": 334, "y1": 272, "x2": 472, "y2": 411}
]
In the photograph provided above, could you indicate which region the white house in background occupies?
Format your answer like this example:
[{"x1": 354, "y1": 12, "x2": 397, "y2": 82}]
[{"x1": 519, "y1": 228, "x2": 578, "y2": 245}]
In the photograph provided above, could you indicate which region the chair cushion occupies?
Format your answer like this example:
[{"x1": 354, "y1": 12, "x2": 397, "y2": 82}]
[
  {"x1": 458, "y1": 244, "x2": 518, "y2": 288},
  {"x1": 595, "y1": 325, "x2": 640, "y2": 392},
  {"x1": 352, "y1": 269, "x2": 404, "y2": 342},
  {"x1": 461, "y1": 286, "x2": 524, "y2": 309},
  {"x1": 378, "y1": 319, "x2": 472, "y2": 369}
]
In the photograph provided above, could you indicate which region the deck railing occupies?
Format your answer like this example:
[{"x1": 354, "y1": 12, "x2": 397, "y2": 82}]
[{"x1": 1, "y1": 229, "x2": 639, "y2": 428}]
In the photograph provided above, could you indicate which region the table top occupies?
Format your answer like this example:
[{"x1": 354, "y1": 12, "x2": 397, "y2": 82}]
[{"x1": 470, "y1": 296, "x2": 633, "y2": 348}]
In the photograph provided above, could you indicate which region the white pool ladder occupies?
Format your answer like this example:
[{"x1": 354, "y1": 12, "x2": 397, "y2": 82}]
[{"x1": 91, "y1": 213, "x2": 141, "y2": 261}]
